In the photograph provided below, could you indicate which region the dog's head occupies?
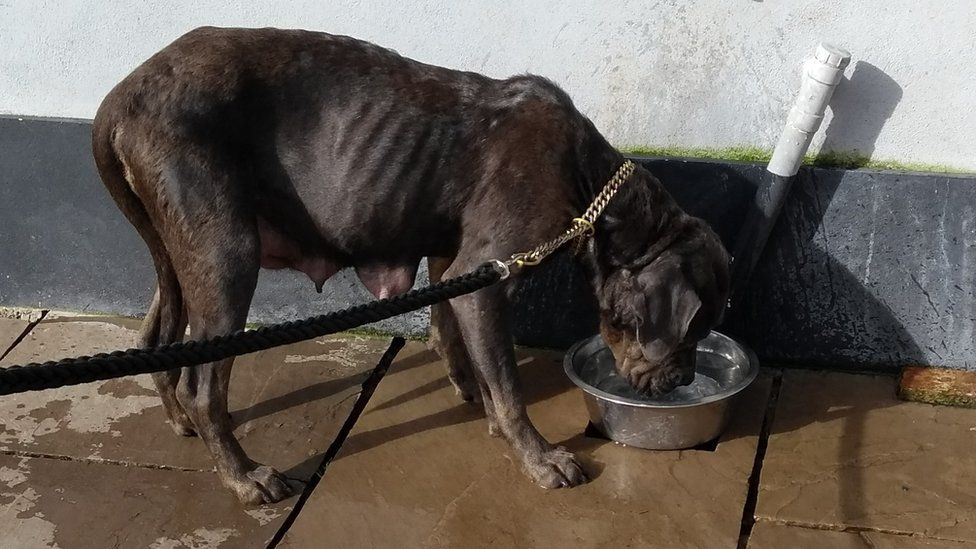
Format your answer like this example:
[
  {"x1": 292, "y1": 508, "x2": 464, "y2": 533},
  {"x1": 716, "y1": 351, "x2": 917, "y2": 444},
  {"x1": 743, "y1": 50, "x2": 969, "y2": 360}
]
[{"x1": 598, "y1": 219, "x2": 730, "y2": 396}]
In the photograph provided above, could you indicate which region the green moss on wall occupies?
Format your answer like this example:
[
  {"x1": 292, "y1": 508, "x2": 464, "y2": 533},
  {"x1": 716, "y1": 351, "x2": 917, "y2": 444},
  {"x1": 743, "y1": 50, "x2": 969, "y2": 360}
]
[
  {"x1": 621, "y1": 145, "x2": 973, "y2": 174},
  {"x1": 623, "y1": 145, "x2": 773, "y2": 164}
]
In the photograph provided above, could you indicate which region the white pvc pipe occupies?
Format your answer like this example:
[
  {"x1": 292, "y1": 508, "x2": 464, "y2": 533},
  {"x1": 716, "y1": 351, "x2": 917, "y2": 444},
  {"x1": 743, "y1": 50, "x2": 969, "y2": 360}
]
[{"x1": 767, "y1": 43, "x2": 852, "y2": 177}]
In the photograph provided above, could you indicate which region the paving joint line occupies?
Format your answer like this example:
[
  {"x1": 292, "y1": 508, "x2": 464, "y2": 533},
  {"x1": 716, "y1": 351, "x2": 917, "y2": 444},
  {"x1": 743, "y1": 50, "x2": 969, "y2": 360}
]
[
  {"x1": 754, "y1": 516, "x2": 972, "y2": 543},
  {"x1": 1, "y1": 448, "x2": 210, "y2": 473},
  {"x1": 267, "y1": 337, "x2": 406, "y2": 548},
  {"x1": 737, "y1": 369, "x2": 783, "y2": 549},
  {"x1": 0, "y1": 309, "x2": 49, "y2": 362}
]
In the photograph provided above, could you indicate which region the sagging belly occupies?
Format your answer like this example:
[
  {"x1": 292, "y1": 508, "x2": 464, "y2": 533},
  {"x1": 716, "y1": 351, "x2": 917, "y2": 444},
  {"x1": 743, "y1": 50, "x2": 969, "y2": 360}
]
[{"x1": 256, "y1": 217, "x2": 418, "y2": 299}]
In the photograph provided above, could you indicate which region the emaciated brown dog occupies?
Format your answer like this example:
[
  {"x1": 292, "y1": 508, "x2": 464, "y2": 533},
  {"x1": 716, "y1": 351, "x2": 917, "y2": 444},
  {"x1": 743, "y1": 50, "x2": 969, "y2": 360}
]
[{"x1": 92, "y1": 27, "x2": 730, "y2": 504}]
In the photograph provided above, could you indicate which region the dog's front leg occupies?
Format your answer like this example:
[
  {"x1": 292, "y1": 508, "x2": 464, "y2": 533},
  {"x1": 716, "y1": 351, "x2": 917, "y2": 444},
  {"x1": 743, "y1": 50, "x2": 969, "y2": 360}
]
[
  {"x1": 428, "y1": 257, "x2": 483, "y2": 404},
  {"x1": 447, "y1": 282, "x2": 587, "y2": 488}
]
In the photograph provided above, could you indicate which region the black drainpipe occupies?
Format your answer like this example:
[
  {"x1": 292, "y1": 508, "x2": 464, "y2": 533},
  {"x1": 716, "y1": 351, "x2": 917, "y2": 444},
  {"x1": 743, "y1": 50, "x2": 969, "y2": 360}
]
[{"x1": 730, "y1": 43, "x2": 852, "y2": 305}]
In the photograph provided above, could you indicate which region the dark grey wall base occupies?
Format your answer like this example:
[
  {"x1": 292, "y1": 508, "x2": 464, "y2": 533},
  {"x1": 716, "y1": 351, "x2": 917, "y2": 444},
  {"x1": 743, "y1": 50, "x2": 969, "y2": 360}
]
[{"x1": 1, "y1": 116, "x2": 973, "y2": 372}]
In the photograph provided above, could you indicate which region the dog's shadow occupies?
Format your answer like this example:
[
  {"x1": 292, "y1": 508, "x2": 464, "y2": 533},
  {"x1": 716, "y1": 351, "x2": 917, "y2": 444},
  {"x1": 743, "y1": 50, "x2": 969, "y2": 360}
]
[
  {"x1": 228, "y1": 346, "x2": 435, "y2": 430},
  {"x1": 278, "y1": 346, "x2": 610, "y2": 480}
]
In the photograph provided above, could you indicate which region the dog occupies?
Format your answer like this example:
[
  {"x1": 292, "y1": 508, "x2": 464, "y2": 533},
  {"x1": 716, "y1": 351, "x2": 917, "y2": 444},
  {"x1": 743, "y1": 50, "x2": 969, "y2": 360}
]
[{"x1": 92, "y1": 26, "x2": 731, "y2": 505}]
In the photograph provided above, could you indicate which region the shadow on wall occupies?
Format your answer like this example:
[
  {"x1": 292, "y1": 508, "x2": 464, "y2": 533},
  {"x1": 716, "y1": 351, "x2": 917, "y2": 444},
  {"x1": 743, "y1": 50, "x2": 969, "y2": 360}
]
[{"x1": 816, "y1": 61, "x2": 904, "y2": 164}]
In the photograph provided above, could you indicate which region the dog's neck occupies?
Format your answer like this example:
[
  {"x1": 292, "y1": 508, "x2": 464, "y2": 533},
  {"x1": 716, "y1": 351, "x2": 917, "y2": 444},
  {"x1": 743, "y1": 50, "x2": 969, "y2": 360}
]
[
  {"x1": 593, "y1": 167, "x2": 685, "y2": 268},
  {"x1": 571, "y1": 126, "x2": 685, "y2": 273}
]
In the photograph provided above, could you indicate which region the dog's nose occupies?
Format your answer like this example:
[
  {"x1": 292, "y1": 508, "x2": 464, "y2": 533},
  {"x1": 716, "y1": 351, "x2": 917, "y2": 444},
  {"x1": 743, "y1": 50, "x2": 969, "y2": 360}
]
[{"x1": 679, "y1": 369, "x2": 696, "y2": 386}]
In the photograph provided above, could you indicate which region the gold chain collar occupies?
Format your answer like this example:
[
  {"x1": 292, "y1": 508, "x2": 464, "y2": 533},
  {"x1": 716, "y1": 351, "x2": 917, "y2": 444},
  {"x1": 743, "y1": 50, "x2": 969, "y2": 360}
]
[{"x1": 496, "y1": 159, "x2": 636, "y2": 277}]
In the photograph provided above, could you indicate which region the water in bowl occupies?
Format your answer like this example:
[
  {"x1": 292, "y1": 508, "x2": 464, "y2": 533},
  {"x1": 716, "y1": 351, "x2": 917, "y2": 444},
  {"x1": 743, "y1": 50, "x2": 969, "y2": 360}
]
[{"x1": 580, "y1": 348, "x2": 728, "y2": 403}]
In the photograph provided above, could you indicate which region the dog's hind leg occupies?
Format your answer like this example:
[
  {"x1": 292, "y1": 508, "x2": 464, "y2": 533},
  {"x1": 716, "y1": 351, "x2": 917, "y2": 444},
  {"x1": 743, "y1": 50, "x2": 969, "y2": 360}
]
[
  {"x1": 177, "y1": 259, "x2": 292, "y2": 504},
  {"x1": 94, "y1": 111, "x2": 290, "y2": 504},
  {"x1": 91, "y1": 123, "x2": 194, "y2": 436},
  {"x1": 140, "y1": 283, "x2": 193, "y2": 436},
  {"x1": 156, "y1": 162, "x2": 291, "y2": 504}
]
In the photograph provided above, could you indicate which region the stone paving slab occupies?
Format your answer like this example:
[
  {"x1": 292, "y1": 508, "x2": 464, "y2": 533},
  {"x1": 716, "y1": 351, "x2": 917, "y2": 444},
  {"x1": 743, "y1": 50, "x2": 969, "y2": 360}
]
[
  {"x1": 0, "y1": 452, "x2": 280, "y2": 548},
  {"x1": 281, "y1": 341, "x2": 772, "y2": 549},
  {"x1": 0, "y1": 316, "x2": 392, "y2": 547},
  {"x1": 757, "y1": 370, "x2": 976, "y2": 544},
  {"x1": 0, "y1": 317, "x2": 385, "y2": 472},
  {"x1": 748, "y1": 522, "x2": 971, "y2": 548}
]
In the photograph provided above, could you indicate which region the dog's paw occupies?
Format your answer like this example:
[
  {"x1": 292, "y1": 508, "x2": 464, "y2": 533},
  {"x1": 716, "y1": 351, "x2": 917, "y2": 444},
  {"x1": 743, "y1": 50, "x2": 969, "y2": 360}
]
[
  {"x1": 167, "y1": 415, "x2": 197, "y2": 437},
  {"x1": 229, "y1": 465, "x2": 296, "y2": 505},
  {"x1": 524, "y1": 447, "x2": 588, "y2": 489},
  {"x1": 448, "y1": 372, "x2": 482, "y2": 403}
]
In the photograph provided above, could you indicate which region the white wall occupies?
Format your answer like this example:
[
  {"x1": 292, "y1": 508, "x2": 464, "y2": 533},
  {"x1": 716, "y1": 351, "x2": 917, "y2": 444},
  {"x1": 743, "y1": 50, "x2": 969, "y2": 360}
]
[{"x1": 2, "y1": 0, "x2": 974, "y2": 169}]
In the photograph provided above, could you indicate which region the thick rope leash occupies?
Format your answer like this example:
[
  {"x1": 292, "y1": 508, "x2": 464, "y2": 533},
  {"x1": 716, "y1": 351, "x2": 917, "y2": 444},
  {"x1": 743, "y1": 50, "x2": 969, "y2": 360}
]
[
  {"x1": 0, "y1": 263, "x2": 501, "y2": 396},
  {"x1": 0, "y1": 160, "x2": 635, "y2": 397}
]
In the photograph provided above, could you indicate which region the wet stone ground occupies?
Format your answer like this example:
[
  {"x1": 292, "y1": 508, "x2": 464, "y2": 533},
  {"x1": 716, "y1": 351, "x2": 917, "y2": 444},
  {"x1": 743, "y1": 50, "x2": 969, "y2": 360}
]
[{"x1": 0, "y1": 314, "x2": 974, "y2": 548}]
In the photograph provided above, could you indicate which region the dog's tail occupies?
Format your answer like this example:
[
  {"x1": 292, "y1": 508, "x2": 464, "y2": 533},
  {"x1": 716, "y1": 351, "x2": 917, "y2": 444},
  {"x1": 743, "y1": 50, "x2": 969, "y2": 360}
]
[{"x1": 92, "y1": 104, "x2": 185, "y2": 347}]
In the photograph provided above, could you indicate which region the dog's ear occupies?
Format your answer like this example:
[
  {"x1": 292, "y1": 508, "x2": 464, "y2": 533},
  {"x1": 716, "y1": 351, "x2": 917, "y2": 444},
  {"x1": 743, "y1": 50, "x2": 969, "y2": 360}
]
[{"x1": 635, "y1": 265, "x2": 702, "y2": 362}]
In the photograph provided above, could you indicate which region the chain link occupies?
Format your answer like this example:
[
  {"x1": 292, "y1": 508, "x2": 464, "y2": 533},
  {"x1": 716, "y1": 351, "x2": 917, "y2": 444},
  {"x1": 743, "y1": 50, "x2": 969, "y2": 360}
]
[{"x1": 505, "y1": 159, "x2": 636, "y2": 272}]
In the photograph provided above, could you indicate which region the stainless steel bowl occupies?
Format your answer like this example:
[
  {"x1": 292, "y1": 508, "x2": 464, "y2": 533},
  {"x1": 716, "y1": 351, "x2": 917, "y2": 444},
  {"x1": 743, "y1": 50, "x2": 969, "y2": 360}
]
[{"x1": 563, "y1": 331, "x2": 759, "y2": 450}]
